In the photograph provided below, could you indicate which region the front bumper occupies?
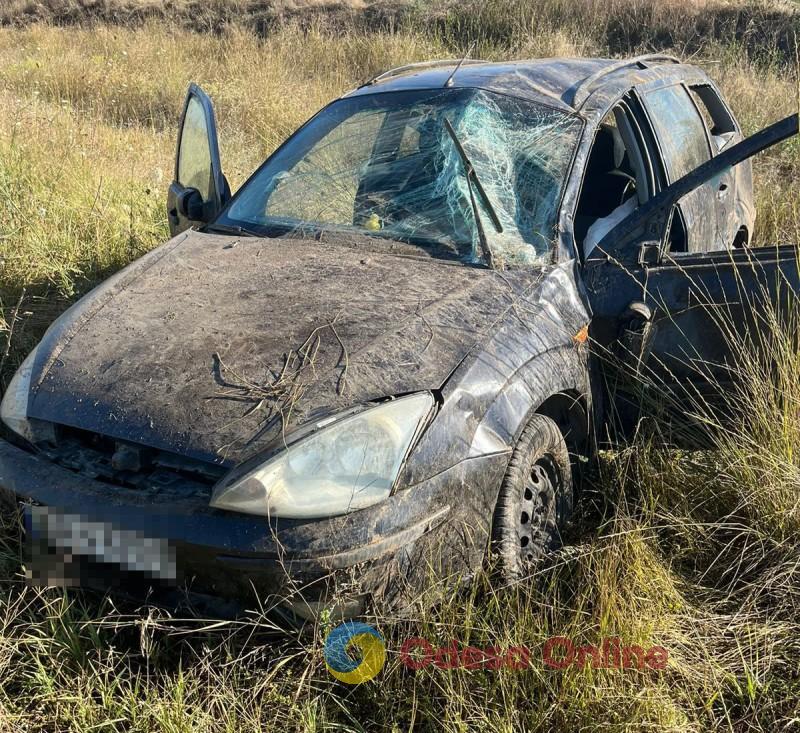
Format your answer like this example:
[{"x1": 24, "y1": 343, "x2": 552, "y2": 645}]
[{"x1": 0, "y1": 438, "x2": 508, "y2": 616}]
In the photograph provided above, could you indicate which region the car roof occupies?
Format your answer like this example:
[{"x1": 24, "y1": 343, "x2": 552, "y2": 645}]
[{"x1": 345, "y1": 55, "x2": 704, "y2": 118}]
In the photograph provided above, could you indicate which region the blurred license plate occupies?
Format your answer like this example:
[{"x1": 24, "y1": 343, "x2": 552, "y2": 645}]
[{"x1": 24, "y1": 505, "x2": 176, "y2": 582}]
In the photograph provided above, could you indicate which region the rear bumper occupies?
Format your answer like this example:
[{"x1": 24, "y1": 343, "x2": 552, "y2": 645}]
[{"x1": 0, "y1": 438, "x2": 507, "y2": 615}]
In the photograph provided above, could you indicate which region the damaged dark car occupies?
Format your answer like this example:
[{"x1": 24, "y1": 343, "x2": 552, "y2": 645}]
[{"x1": 2, "y1": 55, "x2": 799, "y2": 619}]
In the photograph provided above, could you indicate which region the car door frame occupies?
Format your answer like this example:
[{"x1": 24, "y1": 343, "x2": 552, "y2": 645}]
[
  {"x1": 592, "y1": 114, "x2": 797, "y2": 264},
  {"x1": 583, "y1": 113, "x2": 800, "y2": 441},
  {"x1": 167, "y1": 83, "x2": 228, "y2": 236}
]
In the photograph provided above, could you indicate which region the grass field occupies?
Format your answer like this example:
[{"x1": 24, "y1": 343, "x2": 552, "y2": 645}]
[{"x1": 1, "y1": 1, "x2": 800, "y2": 730}]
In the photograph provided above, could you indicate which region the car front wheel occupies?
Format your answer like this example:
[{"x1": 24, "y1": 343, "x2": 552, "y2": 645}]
[{"x1": 491, "y1": 413, "x2": 573, "y2": 580}]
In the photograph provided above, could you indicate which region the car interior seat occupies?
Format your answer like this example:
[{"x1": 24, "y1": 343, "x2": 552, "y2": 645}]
[{"x1": 574, "y1": 124, "x2": 635, "y2": 245}]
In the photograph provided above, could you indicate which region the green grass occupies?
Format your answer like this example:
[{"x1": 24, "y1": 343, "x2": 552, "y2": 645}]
[{"x1": 1, "y1": 2, "x2": 800, "y2": 731}]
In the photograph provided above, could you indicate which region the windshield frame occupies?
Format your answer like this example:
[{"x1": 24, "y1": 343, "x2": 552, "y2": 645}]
[{"x1": 210, "y1": 87, "x2": 584, "y2": 268}]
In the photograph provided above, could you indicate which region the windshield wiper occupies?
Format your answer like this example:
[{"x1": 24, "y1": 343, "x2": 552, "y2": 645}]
[
  {"x1": 443, "y1": 118, "x2": 503, "y2": 267},
  {"x1": 204, "y1": 222, "x2": 262, "y2": 237}
]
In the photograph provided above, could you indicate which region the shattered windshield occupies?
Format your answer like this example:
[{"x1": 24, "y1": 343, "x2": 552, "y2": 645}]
[{"x1": 218, "y1": 88, "x2": 582, "y2": 267}]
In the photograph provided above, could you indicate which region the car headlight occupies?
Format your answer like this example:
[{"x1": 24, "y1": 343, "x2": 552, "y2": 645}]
[
  {"x1": 209, "y1": 392, "x2": 434, "y2": 519},
  {"x1": 1, "y1": 345, "x2": 40, "y2": 443}
]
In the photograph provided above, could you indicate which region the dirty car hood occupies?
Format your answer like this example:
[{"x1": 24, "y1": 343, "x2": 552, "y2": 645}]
[{"x1": 27, "y1": 231, "x2": 533, "y2": 466}]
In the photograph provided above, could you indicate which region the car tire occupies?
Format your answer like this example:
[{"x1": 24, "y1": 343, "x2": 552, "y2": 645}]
[{"x1": 491, "y1": 414, "x2": 573, "y2": 580}]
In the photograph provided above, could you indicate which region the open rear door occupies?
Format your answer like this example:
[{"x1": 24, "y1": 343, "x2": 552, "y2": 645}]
[
  {"x1": 584, "y1": 114, "x2": 800, "y2": 443},
  {"x1": 167, "y1": 84, "x2": 229, "y2": 236}
]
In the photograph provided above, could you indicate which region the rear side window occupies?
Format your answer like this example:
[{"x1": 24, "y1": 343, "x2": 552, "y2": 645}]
[
  {"x1": 689, "y1": 84, "x2": 737, "y2": 152},
  {"x1": 644, "y1": 84, "x2": 711, "y2": 180}
]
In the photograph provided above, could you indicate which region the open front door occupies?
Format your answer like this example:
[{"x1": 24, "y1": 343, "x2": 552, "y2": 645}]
[
  {"x1": 167, "y1": 84, "x2": 229, "y2": 236},
  {"x1": 584, "y1": 114, "x2": 800, "y2": 443}
]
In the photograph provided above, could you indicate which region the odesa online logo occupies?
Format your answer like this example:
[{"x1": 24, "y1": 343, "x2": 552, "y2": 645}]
[{"x1": 324, "y1": 622, "x2": 387, "y2": 684}]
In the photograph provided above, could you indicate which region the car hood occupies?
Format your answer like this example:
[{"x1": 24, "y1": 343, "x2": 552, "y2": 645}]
[{"x1": 27, "y1": 230, "x2": 535, "y2": 466}]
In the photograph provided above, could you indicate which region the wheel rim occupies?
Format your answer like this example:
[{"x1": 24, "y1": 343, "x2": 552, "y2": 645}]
[{"x1": 518, "y1": 456, "x2": 556, "y2": 563}]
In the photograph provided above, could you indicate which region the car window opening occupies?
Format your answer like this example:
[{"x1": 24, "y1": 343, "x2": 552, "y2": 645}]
[
  {"x1": 576, "y1": 104, "x2": 645, "y2": 258},
  {"x1": 689, "y1": 84, "x2": 737, "y2": 153},
  {"x1": 577, "y1": 94, "x2": 694, "y2": 258}
]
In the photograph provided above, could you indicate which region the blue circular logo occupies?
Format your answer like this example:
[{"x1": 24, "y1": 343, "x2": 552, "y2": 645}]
[{"x1": 324, "y1": 622, "x2": 386, "y2": 684}]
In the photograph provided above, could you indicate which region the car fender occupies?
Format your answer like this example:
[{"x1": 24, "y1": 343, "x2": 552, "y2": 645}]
[
  {"x1": 400, "y1": 262, "x2": 592, "y2": 488},
  {"x1": 469, "y1": 345, "x2": 592, "y2": 460}
]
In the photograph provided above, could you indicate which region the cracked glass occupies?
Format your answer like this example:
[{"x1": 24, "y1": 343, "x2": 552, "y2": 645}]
[{"x1": 220, "y1": 88, "x2": 581, "y2": 267}]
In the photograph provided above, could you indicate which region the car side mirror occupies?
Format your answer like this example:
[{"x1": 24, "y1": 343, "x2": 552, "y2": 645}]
[{"x1": 176, "y1": 187, "x2": 205, "y2": 221}]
